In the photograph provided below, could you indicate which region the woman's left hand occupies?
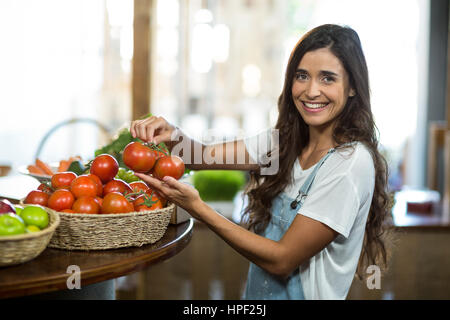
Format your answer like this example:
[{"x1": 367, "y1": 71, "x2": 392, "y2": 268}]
[{"x1": 134, "y1": 173, "x2": 204, "y2": 219}]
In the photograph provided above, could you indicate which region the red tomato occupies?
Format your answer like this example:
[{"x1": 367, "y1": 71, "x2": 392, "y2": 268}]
[
  {"x1": 133, "y1": 193, "x2": 163, "y2": 211},
  {"x1": 90, "y1": 154, "x2": 119, "y2": 184},
  {"x1": 86, "y1": 173, "x2": 103, "y2": 197},
  {"x1": 94, "y1": 196, "x2": 103, "y2": 208},
  {"x1": 129, "y1": 181, "x2": 150, "y2": 193},
  {"x1": 70, "y1": 175, "x2": 98, "y2": 199},
  {"x1": 51, "y1": 172, "x2": 77, "y2": 189},
  {"x1": 101, "y1": 192, "x2": 134, "y2": 214},
  {"x1": 37, "y1": 183, "x2": 53, "y2": 194},
  {"x1": 144, "y1": 188, "x2": 167, "y2": 207},
  {"x1": 122, "y1": 142, "x2": 157, "y2": 173},
  {"x1": 152, "y1": 155, "x2": 185, "y2": 180},
  {"x1": 102, "y1": 178, "x2": 132, "y2": 196},
  {"x1": 155, "y1": 149, "x2": 168, "y2": 160},
  {"x1": 47, "y1": 189, "x2": 75, "y2": 211},
  {"x1": 61, "y1": 209, "x2": 75, "y2": 213},
  {"x1": 24, "y1": 190, "x2": 50, "y2": 206},
  {"x1": 72, "y1": 196, "x2": 100, "y2": 214}
]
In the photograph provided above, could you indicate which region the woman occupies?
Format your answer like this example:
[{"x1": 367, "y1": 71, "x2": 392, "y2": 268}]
[{"x1": 130, "y1": 24, "x2": 391, "y2": 300}]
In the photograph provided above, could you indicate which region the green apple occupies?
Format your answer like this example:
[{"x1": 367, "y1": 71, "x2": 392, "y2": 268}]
[
  {"x1": 19, "y1": 206, "x2": 49, "y2": 229},
  {"x1": 0, "y1": 213, "x2": 26, "y2": 236},
  {"x1": 15, "y1": 205, "x2": 23, "y2": 216},
  {"x1": 26, "y1": 225, "x2": 41, "y2": 233}
]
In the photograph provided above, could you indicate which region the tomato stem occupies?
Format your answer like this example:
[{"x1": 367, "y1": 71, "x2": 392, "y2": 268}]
[{"x1": 145, "y1": 142, "x2": 169, "y2": 156}]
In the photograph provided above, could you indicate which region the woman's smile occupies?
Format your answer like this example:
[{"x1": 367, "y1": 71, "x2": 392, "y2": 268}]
[{"x1": 301, "y1": 101, "x2": 330, "y2": 113}]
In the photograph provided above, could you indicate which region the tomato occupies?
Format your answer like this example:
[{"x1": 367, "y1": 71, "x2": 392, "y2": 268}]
[
  {"x1": 94, "y1": 196, "x2": 103, "y2": 208},
  {"x1": 133, "y1": 193, "x2": 163, "y2": 212},
  {"x1": 143, "y1": 188, "x2": 167, "y2": 207},
  {"x1": 152, "y1": 155, "x2": 185, "y2": 180},
  {"x1": 61, "y1": 209, "x2": 75, "y2": 213},
  {"x1": 101, "y1": 192, "x2": 134, "y2": 214},
  {"x1": 90, "y1": 154, "x2": 119, "y2": 184},
  {"x1": 24, "y1": 190, "x2": 50, "y2": 207},
  {"x1": 86, "y1": 173, "x2": 103, "y2": 197},
  {"x1": 103, "y1": 178, "x2": 132, "y2": 196},
  {"x1": 72, "y1": 196, "x2": 100, "y2": 214},
  {"x1": 123, "y1": 142, "x2": 157, "y2": 173},
  {"x1": 70, "y1": 175, "x2": 98, "y2": 199},
  {"x1": 155, "y1": 149, "x2": 168, "y2": 160},
  {"x1": 129, "y1": 181, "x2": 150, "y2": 193},
  {"x1": 154, "y1": 191, "x2": 167, "y2": 207},
  {"x1": 51, "y1": 172, "x2": 77, "y2": 189},
  {"x1": 47, "y1": 189, "x2": 75, "y2": 211},
  {"x1": 37, "y1": 183, "x2": 53, "y2": 194}
]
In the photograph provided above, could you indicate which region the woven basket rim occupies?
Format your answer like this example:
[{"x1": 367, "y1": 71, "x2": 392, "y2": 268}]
[
  {"x1": 52, "y1": 202, "x2": 175, "y2": 218},
  {"x1": 19, "y1": 198, "x2": 175, "y2": 218},
  {"x1": 0, "y1": 208, "x2": 60, "y2": 242}
]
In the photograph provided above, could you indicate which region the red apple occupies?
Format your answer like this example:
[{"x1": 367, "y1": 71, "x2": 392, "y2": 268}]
[{"x1": 0, "y1": 198, "x2": 16, "y2": 215}]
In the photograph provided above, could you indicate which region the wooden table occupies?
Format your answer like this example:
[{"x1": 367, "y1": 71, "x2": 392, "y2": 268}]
[
  {"x1": 0, "y1": 173, "x2": 194, "y2": 299},
  {"x1": 0, "y1": 218, "x2": 193, "y2": 299}
]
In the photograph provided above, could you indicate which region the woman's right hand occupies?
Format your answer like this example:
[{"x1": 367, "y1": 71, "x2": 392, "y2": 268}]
[{"x1": 130, "y1": 116, "x2": 176, "y2": 146}]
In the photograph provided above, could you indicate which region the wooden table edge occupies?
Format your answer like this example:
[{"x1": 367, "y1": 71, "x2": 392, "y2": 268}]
[{"x1": 0, "y1": 219, "x2": 194, "y2": 299}]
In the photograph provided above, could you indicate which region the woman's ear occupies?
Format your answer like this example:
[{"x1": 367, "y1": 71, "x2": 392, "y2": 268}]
[{"x1": 349, "y1": 88, "x2": 356, "y2": 97}]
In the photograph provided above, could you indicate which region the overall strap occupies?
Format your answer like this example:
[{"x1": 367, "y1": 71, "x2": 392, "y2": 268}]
[{"x1": 290, "y1": 148, "x2": 336, "y2": 209}]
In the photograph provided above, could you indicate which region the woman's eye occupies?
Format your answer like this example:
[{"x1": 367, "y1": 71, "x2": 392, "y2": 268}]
[
  {"x1": 322, "y1": 76, "x2": 335, "y2": 83},
  {"x1": 296, "y1": 73, "x2": 308, "y2": 81}
]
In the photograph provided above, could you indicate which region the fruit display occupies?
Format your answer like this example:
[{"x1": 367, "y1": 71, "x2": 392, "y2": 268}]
[
  {"x1": 0, "y1": 200, "x2": 59, "y2": 267},
  {"x1": 22, "y1": 143, "x2": 185, "y2": 215},
  {"x1": 0, "y1": 201, "x2": 50, "y2": 237}
]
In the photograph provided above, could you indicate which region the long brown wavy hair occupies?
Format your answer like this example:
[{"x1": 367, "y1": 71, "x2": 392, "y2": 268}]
[{"x1": 241, "y1": 24, "x2": 393, "y2": 280}]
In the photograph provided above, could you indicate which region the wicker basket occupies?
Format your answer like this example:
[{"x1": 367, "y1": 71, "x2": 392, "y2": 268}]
[
  {"x1": 46, "y1": 203, "x2": 175, "y2": 250},
  {"x1": 0, "y1": 207, "x2": 60, "y2": 267}
]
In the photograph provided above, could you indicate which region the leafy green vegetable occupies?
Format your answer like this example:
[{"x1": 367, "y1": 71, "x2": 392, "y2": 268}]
[{"x1": 67, "y1": 160, "x2": 87, "y2": 175}]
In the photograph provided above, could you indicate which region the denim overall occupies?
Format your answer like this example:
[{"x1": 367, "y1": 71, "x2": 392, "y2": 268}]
[{"x1": 243, "y1": 148, "x2": 336, "y2": 300}]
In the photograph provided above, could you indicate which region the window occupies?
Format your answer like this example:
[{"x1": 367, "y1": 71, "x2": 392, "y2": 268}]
[
  {"x1": 0, "y1": 0, "x2": 133, "y2": 167},
  {"x1": 151, "y1": 0, "x2": 429, "y2": 189}
]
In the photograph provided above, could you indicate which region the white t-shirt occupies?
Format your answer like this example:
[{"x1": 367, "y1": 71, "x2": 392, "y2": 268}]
[{"x1": 243, "y1": 129, "x2": 375, "y2": 300}]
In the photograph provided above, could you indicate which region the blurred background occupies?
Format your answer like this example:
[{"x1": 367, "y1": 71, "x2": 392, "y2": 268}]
[{"x1": 0, "y1": 0, "x2": 449, "y2": 300}]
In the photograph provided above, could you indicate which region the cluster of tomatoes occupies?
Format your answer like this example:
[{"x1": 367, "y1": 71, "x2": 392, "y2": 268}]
[
  {"x1": 122, "y1": 141, "x2": 185, "y2": 180},
  {"x1": 24, "y1": 143, "x2": 184, "y2": 214}
]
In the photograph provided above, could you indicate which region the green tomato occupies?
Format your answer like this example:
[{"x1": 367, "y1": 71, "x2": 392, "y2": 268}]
[
  {"x1": 0, "y1": 213, "x2": 26, "y2": 236},
  {"x1": 19, "y1": 206, "x2": 49, "y2": 229},
  {"x1": 26, "y1": 225, "x2": 41, "y2": 233}
]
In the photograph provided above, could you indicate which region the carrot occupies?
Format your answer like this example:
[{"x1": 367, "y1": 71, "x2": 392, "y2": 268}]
[
  {"x1": 68, "y1": 156, "x2": 82, "y2": 163},
  {"x1": 58, "y1": 159, "x2": 71, "y2": 172},
  {"x1": 35, "y1": 158, "x2": 55, "y2": 176},
  {"x1": 27, "y1": 165, "x2": 46, "y2": 175}
]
